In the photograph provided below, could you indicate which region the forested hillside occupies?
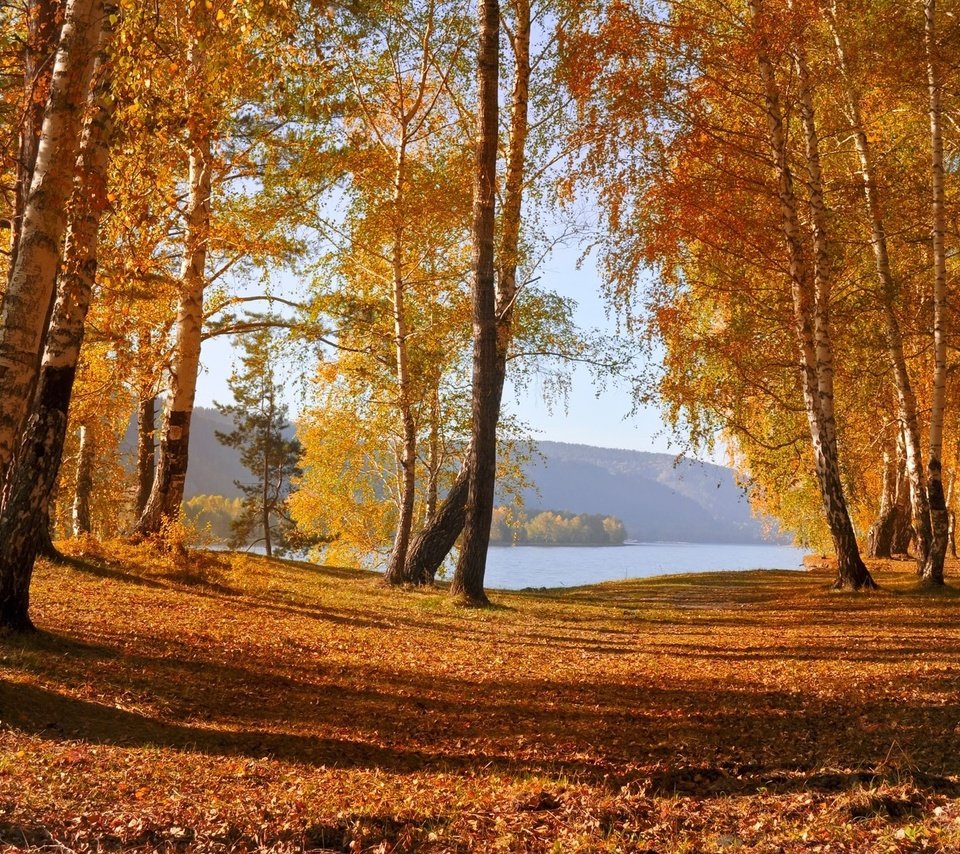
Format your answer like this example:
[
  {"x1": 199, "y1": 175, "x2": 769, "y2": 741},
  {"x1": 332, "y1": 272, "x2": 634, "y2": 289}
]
[
  {"x1": 158, "y1": 411, "x2": 775, "y2": 543},
  {"x1": 519, "y1": 442, "x2": 776, "y2": 543}
]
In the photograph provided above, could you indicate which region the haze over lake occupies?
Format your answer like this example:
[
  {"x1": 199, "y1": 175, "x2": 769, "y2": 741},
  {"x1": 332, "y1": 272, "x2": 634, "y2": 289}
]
[{"x1": 479, "y1": 543, "x2": 809, "y2": 590}]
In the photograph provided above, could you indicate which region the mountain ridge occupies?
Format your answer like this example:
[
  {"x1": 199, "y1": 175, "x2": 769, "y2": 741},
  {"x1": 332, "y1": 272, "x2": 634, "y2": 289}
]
[{"x1": 125, "y1": 408, "x2": 778, "y2": 544}]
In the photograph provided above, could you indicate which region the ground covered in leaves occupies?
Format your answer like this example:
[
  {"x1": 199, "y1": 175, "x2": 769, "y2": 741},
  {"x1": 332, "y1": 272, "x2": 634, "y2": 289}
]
[{"x1": 2, "y1": 544, "x2": 960, "y2": 852}]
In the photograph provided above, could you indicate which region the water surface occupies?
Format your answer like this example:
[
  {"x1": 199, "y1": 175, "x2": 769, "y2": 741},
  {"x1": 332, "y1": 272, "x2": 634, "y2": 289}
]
[{"x1": 478, "y1": 542, "x2": 808, "y2": 590}]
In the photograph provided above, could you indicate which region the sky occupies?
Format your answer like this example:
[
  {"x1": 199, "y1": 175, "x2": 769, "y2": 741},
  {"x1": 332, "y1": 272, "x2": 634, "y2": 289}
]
[{"x1": 193, "y1": 244, "x2": 699, "y2": 459}]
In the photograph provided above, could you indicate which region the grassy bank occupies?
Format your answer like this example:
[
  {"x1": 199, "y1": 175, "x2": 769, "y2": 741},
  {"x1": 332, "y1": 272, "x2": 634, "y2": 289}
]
[{"x1": 1, "y1": 547, "x2": 959, "y2": 852}]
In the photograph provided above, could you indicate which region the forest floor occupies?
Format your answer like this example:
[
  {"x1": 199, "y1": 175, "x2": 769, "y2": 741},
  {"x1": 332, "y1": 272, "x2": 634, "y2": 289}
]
[{"x1": 1, "y1": 544, "x2": 960, "y2": 852}]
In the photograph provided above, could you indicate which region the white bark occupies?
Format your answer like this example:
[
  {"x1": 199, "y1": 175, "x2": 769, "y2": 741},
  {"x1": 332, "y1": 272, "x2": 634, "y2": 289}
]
[
  {"x1": 825, "y1": 2, "x2": 932, "y2": 566},
  {"x1": 0, "y1": 0, "x2": 103, "y2": 482},
  {"x1": 922, "y1": 0, "x2": 949, "y2": 583}
]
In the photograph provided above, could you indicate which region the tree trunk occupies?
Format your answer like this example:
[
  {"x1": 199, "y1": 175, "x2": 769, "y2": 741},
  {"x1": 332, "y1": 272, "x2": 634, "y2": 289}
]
[
  {"x1": 72, "y1": 423, "x2": 94, "y2": 536},
  {"x1": 135, "y1": 4, "x2": 211, "y2": 537},
  {"x1": 407, "y1": 458, "x2": 470, "y2": 585},
  {"x1": 868, "y1": 442, "x2": 898, "y2": 559},
  {"x1": 825, "y1": 3, "x2": 931, "y2": 570},
  {"x1": 135, "y1": 395, "x2": 156, "y2": 518},
  {"x1": 0, "y1": 0, "x2": 102, "y2": 486},
  {"x1": 262, "y1": 386, "x2": 273, "y2": 558},
  {"x1": 8, "y1": 0, "x2": 62, "y2": 284},
  {"x1": 751, "y1": 3, "x2": 874, "y2": 589},
  {"x1": 892, "y1": 439, "x2": 914, "y2": 555},
  {"x1": 450, "y1": 0, "x2": 500, "y2": 605},
  {"x1": 406, "y1": 0, "x2": 529, "y2": 588},
  {"x1": 921, "y1": 0, "x2": 948, "y2": 584},
  {"x1": 947, "y1": 450, "x2": 957, "y2": 559},
  {"x1": 425, "y1": 387, "x2": 441, "y2": 524},
  {"x1": 384, "y1": 141, "x2": 418, "y2": 585},
  {"x1": 0, "y1": 16, "x2": 113, "y2": 633}
]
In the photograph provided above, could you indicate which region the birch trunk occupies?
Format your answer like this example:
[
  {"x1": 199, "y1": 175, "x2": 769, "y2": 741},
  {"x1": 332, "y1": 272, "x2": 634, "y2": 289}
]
[
  {"x1": 72, "y1": 423, "x2": 94, "y2": 536},
  {"x1": 0, "y1": 0, "x2": 103, "y2": 486},
  {"x1": 407, "y1": 0, "x2": 529, "y2": 588},
  {"x1": 751, "y1": 2, "x2": 874, "y2": 589},
  {"x1": 8, "y1": 0, "x2": 62, "y2": 282},
  {"x1": 384, "y1": 142, "x2": 418, "y2": 585},
  {"x1": 450, "y1": 0, "x2": 500, "y2": 604},
  {"x1": 825, "y1": 4, "x2": 931, "y2": 569},
  {"x1": 921, "y1": 0, "x2": 948, "y2": 584},
  {"x1": 868, "y1": 442, "x2": 898, "y2": 559},
  {"x1": 135, "y1": 395, "x2": 156, "y2": 518},
  {"x1": 134, "y1": 6, "x2": 211, "y2": 537},
  {"x1": 0, "y1": 17, "x2": 114, "y2": 633},
  {"x1": 262, "y1": 386, "x2": 273, "y2": 558}
]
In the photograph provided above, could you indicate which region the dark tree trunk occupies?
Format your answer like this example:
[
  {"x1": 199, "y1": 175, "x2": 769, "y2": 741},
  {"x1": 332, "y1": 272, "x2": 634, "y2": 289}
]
[
  {"x1": 36, "y1": 512, "x2": 63, "y2": 561},
  {"x1": 450, "y1": 0, "x2": 500, "y2": 605},
  {"x1": 405, "y1": 0, "x2": 529, "y2": 589},
  {"x1": 135, "y1": 396, "x2": 156, "y2": 518},
  {"x1": 406, "y1": 462, "x2": 469, "y2": 585},
  {"x1": 0, "y1": 369, "x2": 74, "y2": 632}
]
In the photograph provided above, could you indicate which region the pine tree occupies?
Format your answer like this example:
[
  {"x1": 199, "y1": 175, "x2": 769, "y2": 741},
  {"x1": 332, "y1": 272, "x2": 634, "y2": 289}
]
[{"x1": 215, "y1": 326, "x2": 302, "y2": 558}]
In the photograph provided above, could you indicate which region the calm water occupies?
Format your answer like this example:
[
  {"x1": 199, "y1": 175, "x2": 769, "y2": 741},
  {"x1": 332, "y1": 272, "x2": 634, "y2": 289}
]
[
  {"x1": 478, "y1": 542, "x2": 808, "y2": 590},
  {"x1": 230, "y1": 541, "x2": 808, "y2": 591}
]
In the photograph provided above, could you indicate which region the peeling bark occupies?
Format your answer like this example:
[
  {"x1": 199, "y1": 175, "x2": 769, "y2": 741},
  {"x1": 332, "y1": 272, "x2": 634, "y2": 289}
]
[
  {"x1": 751, "y1": 1, "x2": 874, "y2": 590},
  {"x1": 0, "y1": 9, "x2": 113, "y2": 633},
  {"x1": 135, "y1": 2, "x2": 211, "y2": 537},
  {"x1": 825, "y1": 3, "x2": 931, "y2": 570},
  {"x1": 0, "y1": 0, "x2": 103, "y2": 486}
]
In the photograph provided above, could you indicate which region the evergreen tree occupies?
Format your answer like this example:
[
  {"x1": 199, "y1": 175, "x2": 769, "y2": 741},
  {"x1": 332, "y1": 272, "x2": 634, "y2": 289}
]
[{"x1": 215, "y1": 325, "x2": 302, "y2": 557}]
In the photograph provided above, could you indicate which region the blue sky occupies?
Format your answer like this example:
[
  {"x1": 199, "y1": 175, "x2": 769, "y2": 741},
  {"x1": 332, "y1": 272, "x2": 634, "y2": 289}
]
[{"x1": 194, "y1": 246, "x2": 693, "y2": 458}]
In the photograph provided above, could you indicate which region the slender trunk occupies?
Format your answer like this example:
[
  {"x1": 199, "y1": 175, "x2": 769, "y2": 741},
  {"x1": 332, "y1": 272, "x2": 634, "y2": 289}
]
[
  {"x1": 921, "y1": 0, "x2": 948, "y2": 584},
  {"x1": 262, "y1": 386, "x2": 273, "y2": 558},
  {"x1": 426, "y1": 386, "x2": 441, "y2": 523},
  {"x1": 868, "y1": 441, "x2": 898, "y2": 559},
  {"x1": 947, "y1": 441, "x2": 958, "y2": 559},
  {"x1": 9, "y1": 0, "x2": 62, "y2": 284},
  {"x1": 892, "y1": 430, "x2": 915, "y2": 555},
  {"x1": 385, "y1": 141, "x2": 418, "y2": 585},
  {"x1": 450, "y1": 0, "x2": 500, "y2": 604},
  {"x1": 752, "y1": 2, "x2": 874, "y2": 589},
  {"x1": 0, "y1": 0, "x2": 103, "y2": 486},
  {"x1": 0, "y1": 16, "x2": 113, "y2": 633},
  {"x1": 135, "y1": 6, "x2": 211, "y2": 537},
  {"x1": 947, "y1": 471, "x2": 957, "y2": 560},
  {"x1": 406, "y1": 0, "x2": 529, "y2": 588},
  {"x1": 72, "y1": 423, "x2": 94, "y2": 536},
  {"x1": 825, "y1": 4, "x2": 931, "y2": 569},
  {"x1": 135, "y1": 395, "x2": 156, "y2": 518}
]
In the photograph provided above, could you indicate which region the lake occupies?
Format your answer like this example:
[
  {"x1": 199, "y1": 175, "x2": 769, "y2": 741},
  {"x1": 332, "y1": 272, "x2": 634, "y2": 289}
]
[
  {"x1": 230, "y1": 541, "x2": 809, "y2": 590},
  {"x1": 477, "y1": 542, "x2": 809, "y2": 590}
]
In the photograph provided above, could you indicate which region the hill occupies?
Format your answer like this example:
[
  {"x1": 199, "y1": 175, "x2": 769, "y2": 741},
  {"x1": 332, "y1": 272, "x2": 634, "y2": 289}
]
[
  {"x1": 515, "y1": 441, "x2": 777, "y2": 543},
  {"x1": 126, "y1": 409, "x2": 775, "y2": 542},
  {"x1": 5, "y1": 548, "x2": 959, "y2": 852}
]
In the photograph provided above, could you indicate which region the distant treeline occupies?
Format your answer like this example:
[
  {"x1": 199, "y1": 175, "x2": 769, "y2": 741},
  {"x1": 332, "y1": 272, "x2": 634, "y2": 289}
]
[
  {"x1": 490, "y1": 508, "x2": 626, "y2": 546},
  {"x1": 185, "y1": 495, "x2": 243, "y2": 543}
]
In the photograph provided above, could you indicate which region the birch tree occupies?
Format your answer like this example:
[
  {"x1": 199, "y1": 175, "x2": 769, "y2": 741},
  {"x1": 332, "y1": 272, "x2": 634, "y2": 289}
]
[
  {"x1": 0, "y1": 0, "x2": 102, "y2": 485},
  {"x1": 0, "y1": 8, "x2": 114, "y2": 632}
]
